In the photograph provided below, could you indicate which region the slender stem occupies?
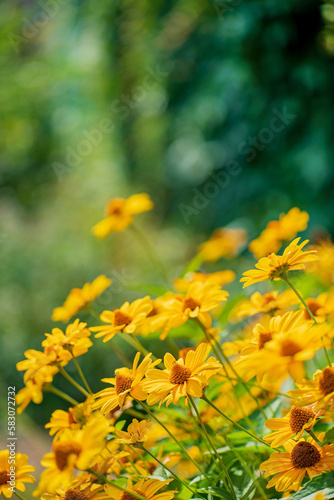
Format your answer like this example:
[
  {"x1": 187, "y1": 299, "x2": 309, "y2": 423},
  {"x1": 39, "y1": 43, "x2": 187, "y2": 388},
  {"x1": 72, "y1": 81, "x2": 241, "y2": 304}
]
[
  {"x1": 217, "y1": 374, "x2": 294, "y2": 398},
  {"x1": 14, "y1": 492, "x2": 28, "y2": 500},
  {"x1": 308, "y1": 429, "x2": 321, "y2": 445},
  {"x1": 224, "y1": 435, "x2": 268, "y2": 500},
  {"x1": 45, "y1": 384, "x2": 79, "y2": 406},
  {"x1": 136, "y1": 400, "x2": 210, "y2": 481},
  {"x1": 202, "y1": 394, "x2": 278, "y2": 451},
  {"x1": 189, "y1": 396, "x2": 237, "y2": 500},
  {"x1": 59, "y1": 367, "x2": 90, "y2": 397},
  {"x1": 142, "y1": 446, "x2": 205, "y2": 499},
  {"x1": 282, "y1": 274, "x2": 331, "y2": 366},
  {"x1": 72, "y1": 355, "x2": 93, "y2": 394},
  {"x1": 110, "y1": 340, "x2": 132, "y2": 368},
  {"x1": 130, "y1": 224, "x2": 170, "y2": 285},
  {"x1": 122, "y1": 333, "x2": 163, "y2": 367}
]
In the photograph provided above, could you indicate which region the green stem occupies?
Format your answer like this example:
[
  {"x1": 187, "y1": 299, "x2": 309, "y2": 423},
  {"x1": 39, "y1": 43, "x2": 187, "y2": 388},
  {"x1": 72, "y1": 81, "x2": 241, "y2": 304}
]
[
  {"x1": 72, "y1": 355, "x2": 93, "y2": 394},
  {"x1": 14, "y1": 492, "x2": 28, "y2": 500},
  {"x1": 110, "y1": 339, "x2": 132, "y2": 368},
  {"x1": 282, "y1": 274, "x2": 331, "y2": 366},
  {"x1": 202, "y1": 394, "x2": 278, "y2": 451},
  {"x1": 136, "y1": 400, "x2": 211, "y2": 482},
  {"x1": 45, "y1": 384, "x2": 79, "y2": 406},
  {"x1": 308, "y1": 429, "x2": 321, "y2": 445},
  {"x1": 142, "y1": 446, "x2": 205, "y2": 499},
  {"x1": 59, "y1": 367, "x2": 90, "y2": 397},
  {"x1": 189, "y1": 396, "x2": 237, "y2": 500},
  {"x1": 130, "y1": 224, "x2": 170, "y2": 285}
]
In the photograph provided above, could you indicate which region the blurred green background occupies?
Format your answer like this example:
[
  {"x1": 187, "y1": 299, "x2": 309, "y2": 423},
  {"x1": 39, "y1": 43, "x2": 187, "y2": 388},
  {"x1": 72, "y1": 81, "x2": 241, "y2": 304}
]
[{"x1": 1, "y1": 0, "x2": 334, "y2": 471}]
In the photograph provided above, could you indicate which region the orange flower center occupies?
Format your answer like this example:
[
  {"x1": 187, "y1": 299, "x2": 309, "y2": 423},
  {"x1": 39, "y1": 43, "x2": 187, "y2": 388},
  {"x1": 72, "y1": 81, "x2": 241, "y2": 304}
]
[
  {"x1": 290, "y1": 441, "x2": 321, "y2": 468},
  {"x1": 319, "y1": 367, "x2": 334, "y2": 396},
  {"x1": 183, "y1": 297, "x2": 200, "y2": 311},
  {"x1": 115, "y1": 374, "x2": 133, "y2": 395},
  {"x1": 304, "y1": 299, "x2": 320, "y2": 320},
  {"x1": 114, "y1": 310, "x2": 132, "y2": 328},
  {"x1": 0, "y1": 470, "x2": 8, "y2": 485},
  {"x1": 258, "y1": 332, "x2": 273, "y2": 350},
  {"x1": 169, "y1": 362, "x2": 192, "y2": 384},
  {"x1": 280, "y1": 339, "x2": 301, "y2": 357},
  {"x1": 262, "y1": 293, "x2": 276, "y2": 305},
  {"x1": 64, "y1": 490, "x2": 88, "y2": 500},
  {"x1": 54, "y1": 442, "x2": 82, "y2": 471},
  {"x1": 289, "y1": 406, "x2": 315, "y2": 433}
]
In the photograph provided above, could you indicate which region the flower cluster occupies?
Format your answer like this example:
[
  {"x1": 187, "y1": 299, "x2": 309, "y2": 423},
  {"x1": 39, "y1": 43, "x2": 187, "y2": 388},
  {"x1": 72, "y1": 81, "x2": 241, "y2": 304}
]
[{"x1": 8, "y1": 197, "x2": 334, "y2": 500}]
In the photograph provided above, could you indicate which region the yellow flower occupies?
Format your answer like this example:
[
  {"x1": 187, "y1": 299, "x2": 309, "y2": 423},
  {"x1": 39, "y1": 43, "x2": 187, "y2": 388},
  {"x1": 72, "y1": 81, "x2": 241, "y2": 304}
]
[
  {"x1": 93, "y1": 353, "x2": 160, "y2": 414},
  {"x1": 198, "y1": 227, "x2": 247, "y2": 262},
  {"x1": 17, "y1": 349, "x2": 64, "y2": 383},
  {"x1": 34, "y1": 417, "x2": 110, "y2": 496},
  {"x1": 306, "y1": 239, "x2": 334, "y2": 284},
  {"x1": 173, "y1": 270, "x2": 235, "y2": 292},
  {"x1": 299, "y1": 291, "x2": 334, "y2": 323},
  {"x1": 90, "y1": 296, "x2": 153, "y2": 342},
  {"x1": 52, "y1": 275, "x2": 112, "y2": 323},
  {"x1": 92, "y1": 193, "x2": 154, "y2": 238},
  {"x1": 42, "y1": 319, "x2": 92, "y2": 357},
  {"x1": 249, "y1": 208, "x2": 309, "y2": 259},
  {"x1": 45, "y1": 396, "x2": 98, "y2": 436},
  {"x1": 288, "y1": 364, "x2": 334, "y2": 411},
  {"x1": 230, "y1": 289, "x2": 298, "y2": 321},
  {"x1": 105, "y1": 478, "x2": 177, "y2": 500},
  {"x1": 41, "y1": 474, "x2": 106, "y2": 500},
  {"x1": 144, "y1": 343, "x2": 221, "y2": 407},
  {"x1": 16, "y1": 378, "x2": 49, "y2": 414},
  {"x1": 115, "y1": 419, "x2": 152, "y2": 445},
  {"x1": 235, "y1": 311, "x2": 323, "y2": 382},
  {"x1": 154, "y1": 282, "x2": 228, "y2": 340},
  {"x1": 0, "y1": 450, "x2": 35, "y2": 498},
  {"x1": 264, "y1": 406, "x2": 318, "y2": 448},
  {"x1": 260, "y1": 436, "x2": 334, "y2": 492},
  {"x1": 241, "y1": 238, "x2": 318, "y2": 288}
]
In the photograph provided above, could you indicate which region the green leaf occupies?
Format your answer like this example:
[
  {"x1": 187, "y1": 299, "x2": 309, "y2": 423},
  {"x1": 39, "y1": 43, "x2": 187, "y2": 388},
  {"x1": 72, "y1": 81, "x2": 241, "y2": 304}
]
[
  {"x1": 289, "y1": 471, "x2": 334, "y2": 499},
  {"x1": 322, "y1": 427, "x2": 334, "y2": 445}
]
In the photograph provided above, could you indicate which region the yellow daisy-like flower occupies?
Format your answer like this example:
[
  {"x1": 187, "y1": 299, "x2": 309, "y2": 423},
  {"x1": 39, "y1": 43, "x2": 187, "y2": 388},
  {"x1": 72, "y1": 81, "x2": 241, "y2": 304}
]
[
  {"x1": 42, "y1": 319, "x2": 93, "y2": 357},
  {"x1": 264, "y1": 406, "x2": 318, "y2": 448},
  {"x1": 93, "y1": 353, "x2": 160, "y2": 414},
  {"x1": 17, "y1": 349, "x2": 64, "y2": 383},
  {"x1": 234, "y1": 311, "x2": 323, "y2": 382},
  {"x1": 0, "y1": 450, "x2": 35, "y2": 498},
  {"x1": 306, "y1": 238, "x2": 334, "y2": 284},
  {"x1": 241, "y1": 238, "x2": 318, "y2": 288},
  {"x1": 299, "y1": 291, "x2": 334, "y2": 323},
  {"x1": 144, "y1": 343, "x2": 221, "y2": 407},
  {"x1": 90, "y1": 296, "x2": 153, "y2": 342},
  {"x1": 105, "y1": 478, "x2": 177, "y2": 500},
  {"x1": 34, "y1": 417, "x2": 110, "y2": 496},
  {"x1": 52, "y1": 275, "x2": 112, "y2": 323},
  {"x1": 41, "y1": 477, "x2": 106, "y2": 500},
  {"x1": 288, "y1": 364, "x2": 334, "y2": 411},
  {"x1": 198, "y1": 227, "x2": 247, "y2": 262},
  {"x1": 260, "y1": 436, "x2": 334, "y2": 492},
  {"x1": 154, "y1": 282, "x2": 228, "y2": 340},
  {"x1": 92, "y1": 193, "x2": 154, "y2": 238},
  {"x1": 231, "y1": 289, "x2": 298, "y2": 321},
  {"x1": 45, "y1": 396, "x2": 97, "y2": 436},
  {"x1": 115, "y1": 419, "x2": 152, "y2": 445},
  {"x1": 173, "y1": 270, "x2": 235, "y2": 292},
  {"x1": 249, "y1": 208, "x2": 309, "y2": 259},
  {"x1": 16, "y1": 377, "x2": 51, "y2": 414}
]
